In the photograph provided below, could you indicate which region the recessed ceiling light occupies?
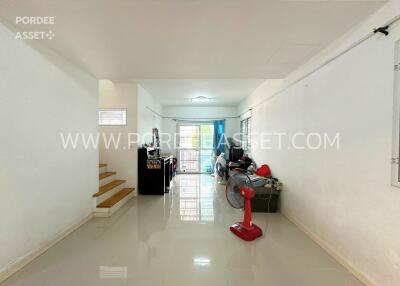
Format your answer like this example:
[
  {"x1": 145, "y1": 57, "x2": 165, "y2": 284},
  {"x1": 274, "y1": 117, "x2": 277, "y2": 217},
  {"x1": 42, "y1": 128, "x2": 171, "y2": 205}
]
[{"x1": 188, "y1": 96, "x2": 214, "y2": 103}]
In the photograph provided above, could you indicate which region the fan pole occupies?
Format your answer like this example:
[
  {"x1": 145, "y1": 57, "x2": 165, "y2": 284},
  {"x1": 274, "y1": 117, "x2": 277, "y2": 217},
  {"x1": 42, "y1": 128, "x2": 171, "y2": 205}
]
[{"x1": 243, "y1": 198, "x2": 252, "y2": 229}]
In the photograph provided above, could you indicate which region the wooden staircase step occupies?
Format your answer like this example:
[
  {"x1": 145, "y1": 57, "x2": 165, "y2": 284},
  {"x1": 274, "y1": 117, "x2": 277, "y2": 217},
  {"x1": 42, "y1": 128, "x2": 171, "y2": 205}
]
[
  {"x1": 93, "y1": 180, "x2": 125, "y2": 197},
  {"x1": 99, "y1": 163, "x2": 107, "y2": 168},
  {"x1": 99, "y1": 172, "x2": 116, "y2": 180},
  {"x1": 97, "y1": 188, "x2": 134, "y2": 208}
]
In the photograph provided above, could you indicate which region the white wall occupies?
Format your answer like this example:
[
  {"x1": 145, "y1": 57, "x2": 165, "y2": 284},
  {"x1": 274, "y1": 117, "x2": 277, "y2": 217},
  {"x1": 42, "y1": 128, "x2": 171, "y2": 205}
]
[
  {"x1": 0, "y1": 22, "x2": 98, "y2": 277},
  {"x1": 98, "y1": 80, "x2": 138, "y2": 188},
  {"x1": 239, "y1": 1, "x2": 400, "y2": 285},
  {"x1": 137, "y1": 85, "x2": 163, "y2": 145},
  {"x1": 161, "y1": 106, "x2": 239, "y2": 155},
  {"x1": 238, "y1": 79, "x2": 284, "y2": 116},
  {"x1": 98, "y1": 82, "x2": 162, "y2": 188}
]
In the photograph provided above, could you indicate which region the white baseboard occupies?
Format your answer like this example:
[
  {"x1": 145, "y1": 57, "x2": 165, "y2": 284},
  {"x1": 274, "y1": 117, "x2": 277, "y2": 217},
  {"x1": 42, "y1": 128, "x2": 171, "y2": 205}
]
[
  {"x1": 281, "y1": 209, "x2": 374, "y2": 286},
  {"x1": 0, "y1": 213, "x2": 93, "y2": 283}
]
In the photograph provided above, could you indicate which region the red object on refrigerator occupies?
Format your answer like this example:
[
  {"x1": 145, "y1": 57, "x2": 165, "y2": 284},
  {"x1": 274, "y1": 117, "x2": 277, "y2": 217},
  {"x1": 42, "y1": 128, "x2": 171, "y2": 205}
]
[{"x1": 255, "y1": 164, "x2": 271, "y2": 177}]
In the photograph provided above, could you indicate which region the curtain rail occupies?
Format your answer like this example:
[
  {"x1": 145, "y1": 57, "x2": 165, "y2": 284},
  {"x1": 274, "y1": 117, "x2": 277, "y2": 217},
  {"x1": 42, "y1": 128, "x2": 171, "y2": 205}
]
[{"x1": 145, "y1": 106, "x2": 239, "y2": 120}]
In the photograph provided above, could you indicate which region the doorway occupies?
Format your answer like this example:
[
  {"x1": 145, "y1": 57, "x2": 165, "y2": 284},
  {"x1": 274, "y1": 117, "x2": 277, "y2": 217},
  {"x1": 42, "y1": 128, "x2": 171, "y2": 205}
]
[{"x1": 177, "y1": 123, "x2": 214, "y2": 173}]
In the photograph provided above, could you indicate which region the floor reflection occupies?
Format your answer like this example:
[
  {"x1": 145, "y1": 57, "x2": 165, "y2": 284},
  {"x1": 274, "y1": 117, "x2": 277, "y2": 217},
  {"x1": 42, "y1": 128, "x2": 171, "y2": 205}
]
[
  {"x1": 2, "y1": 174, "x2": 364, "y2": 286},
  {"x1": 178, "y1": 174, "x2": 215, "y2": 222}
]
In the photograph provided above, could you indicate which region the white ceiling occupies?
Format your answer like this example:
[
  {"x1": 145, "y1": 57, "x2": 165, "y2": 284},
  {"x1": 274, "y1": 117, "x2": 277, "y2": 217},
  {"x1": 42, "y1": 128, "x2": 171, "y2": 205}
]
[
  {"x1": 137, "y1": 79, "x2": 266, "y2": 106},
  {"x1": 0, "y1": 0, "x2": 385, "y2": 105}
]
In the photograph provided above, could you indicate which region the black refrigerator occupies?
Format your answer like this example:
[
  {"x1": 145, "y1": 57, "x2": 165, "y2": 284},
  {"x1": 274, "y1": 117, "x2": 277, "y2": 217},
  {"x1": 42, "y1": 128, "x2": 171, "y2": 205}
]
[{"x1": 138, "y1": 148, "x2": 173, "y2": 195}]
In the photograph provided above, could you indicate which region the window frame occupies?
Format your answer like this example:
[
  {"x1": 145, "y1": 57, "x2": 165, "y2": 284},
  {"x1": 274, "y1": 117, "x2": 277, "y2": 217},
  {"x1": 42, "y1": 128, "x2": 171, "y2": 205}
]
[
  {"x1": 392, "y1": 40, "x2": 400, "y2": 187},
  {"x1": 240, "y1": 117, "x2": 251, "y2": 151}
]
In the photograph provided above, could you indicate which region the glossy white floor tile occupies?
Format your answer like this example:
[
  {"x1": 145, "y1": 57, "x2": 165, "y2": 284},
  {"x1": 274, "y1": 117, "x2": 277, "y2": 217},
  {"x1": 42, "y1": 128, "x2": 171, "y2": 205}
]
[{"x1": 2, "y1": 174, "x2": 363, "y2": 286}]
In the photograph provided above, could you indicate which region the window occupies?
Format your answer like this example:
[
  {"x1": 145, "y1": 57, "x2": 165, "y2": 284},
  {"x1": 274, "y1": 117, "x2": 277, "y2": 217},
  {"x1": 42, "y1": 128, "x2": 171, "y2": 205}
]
[
  {"x1": 240, "y1": 117, "x2": 251, "y2": 151},
  {"x1": 392, "y1": 40, "x2": 400, "y2": 187},
  {"x1": 98, "y1": 109, "x2": 127, "y2": 126}
]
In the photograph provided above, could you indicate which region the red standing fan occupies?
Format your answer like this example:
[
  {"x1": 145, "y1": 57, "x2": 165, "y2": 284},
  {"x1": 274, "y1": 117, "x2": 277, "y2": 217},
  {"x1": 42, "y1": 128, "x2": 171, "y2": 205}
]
[{"x1": 226, "y1": 170, "x2": 263, "y2": 241}]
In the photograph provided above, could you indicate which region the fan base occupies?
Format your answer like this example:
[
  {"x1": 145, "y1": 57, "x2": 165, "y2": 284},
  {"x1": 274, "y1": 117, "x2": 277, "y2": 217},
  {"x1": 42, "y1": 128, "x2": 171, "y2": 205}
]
[{"x1": 230, "y1": 222, "x2": 263, "y2": 241}]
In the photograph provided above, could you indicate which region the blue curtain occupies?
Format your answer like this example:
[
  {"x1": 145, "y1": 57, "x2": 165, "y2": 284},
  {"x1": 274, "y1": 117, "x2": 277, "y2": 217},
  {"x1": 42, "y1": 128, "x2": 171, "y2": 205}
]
[{"x1": 213, "y1": 120, "x2": 225, "y2": 156}]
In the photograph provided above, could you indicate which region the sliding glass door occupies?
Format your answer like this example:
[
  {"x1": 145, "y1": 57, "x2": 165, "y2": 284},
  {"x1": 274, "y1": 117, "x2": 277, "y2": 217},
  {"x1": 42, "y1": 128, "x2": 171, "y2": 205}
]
[
  {"x1": 178, "y1": 125, "x2": 200, "y2": 172},
  {"x1": 199, "y1": 124, "x2": 214, "y2": 172},
  {"x1": 178, "y1": 123, "x2": 214, "y2": 173}
]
